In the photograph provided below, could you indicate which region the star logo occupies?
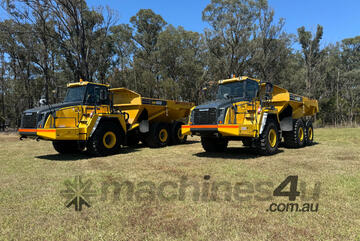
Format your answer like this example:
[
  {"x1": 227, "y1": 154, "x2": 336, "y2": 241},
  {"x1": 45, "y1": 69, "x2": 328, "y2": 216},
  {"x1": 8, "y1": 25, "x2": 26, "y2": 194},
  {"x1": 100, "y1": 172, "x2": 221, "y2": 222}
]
[{"x1": 60, "y1": 176, "x2": 97, "y2": 211}]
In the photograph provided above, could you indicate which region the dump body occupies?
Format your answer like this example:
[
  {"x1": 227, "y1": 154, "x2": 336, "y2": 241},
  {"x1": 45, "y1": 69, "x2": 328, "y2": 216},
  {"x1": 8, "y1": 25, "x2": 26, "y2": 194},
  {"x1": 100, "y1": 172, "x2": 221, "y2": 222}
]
[
  {"x1": 110, "y1": 88, "x2": 193, "y2": 131},
  {"x1": 262, "y1": 83, "x2": 318, "y2": 119},
  {"x1": 182, "y1": 76, "x2": 318, "y2": 155}
]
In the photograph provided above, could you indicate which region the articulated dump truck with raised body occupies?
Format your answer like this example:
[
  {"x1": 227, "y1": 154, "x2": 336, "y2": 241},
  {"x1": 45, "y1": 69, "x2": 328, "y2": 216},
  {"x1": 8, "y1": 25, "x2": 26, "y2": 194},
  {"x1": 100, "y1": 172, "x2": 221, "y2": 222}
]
[
  {"x1": 182, "y1": 76, "x2": 319, "y2": 155},
  {"x1": 18, "y1": 80, "x2": 194, "y2": 156}
]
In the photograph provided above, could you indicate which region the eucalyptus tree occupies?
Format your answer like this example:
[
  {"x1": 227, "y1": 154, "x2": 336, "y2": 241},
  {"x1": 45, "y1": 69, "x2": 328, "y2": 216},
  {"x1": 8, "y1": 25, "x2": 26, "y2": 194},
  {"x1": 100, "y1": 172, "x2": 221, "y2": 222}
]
[
  {"x1": 109, "y1": 23, "x2": 136, "y2": 89},
  {"x1": 202, "y1": 0, "x2": 268, "y2": 79},
  {"x1": 297, "y1": 24, "x2": 324, "y2": 97},
  {"x1": 340, "y1": 36, "x2": 360, "y2": 124},
  {"x1": 47, "y1": 0, "x2": 117, "y2": 82},
  {"x1": 250, "y1": 5, "x2": 293, "y2": 84},
  {"x1": 156, "y1": 25, "x2": 206, "y2": 102},
  {"x1": 129, "y1": 9, "x2": 167, "y2": 97}
]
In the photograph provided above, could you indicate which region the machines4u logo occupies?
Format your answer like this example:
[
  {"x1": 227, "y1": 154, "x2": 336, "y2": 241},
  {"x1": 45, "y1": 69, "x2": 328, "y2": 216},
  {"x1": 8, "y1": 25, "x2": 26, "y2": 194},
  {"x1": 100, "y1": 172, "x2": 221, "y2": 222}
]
[{"x1": 60, "y1": 176, "x2": 97, "y2": 211}]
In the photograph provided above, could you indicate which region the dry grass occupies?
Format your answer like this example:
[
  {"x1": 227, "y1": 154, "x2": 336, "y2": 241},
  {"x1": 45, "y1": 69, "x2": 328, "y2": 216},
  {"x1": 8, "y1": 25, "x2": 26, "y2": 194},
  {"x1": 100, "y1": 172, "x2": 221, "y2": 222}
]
[{"x1": 0, "y1": 128, "x2": 360, "y2": 240}]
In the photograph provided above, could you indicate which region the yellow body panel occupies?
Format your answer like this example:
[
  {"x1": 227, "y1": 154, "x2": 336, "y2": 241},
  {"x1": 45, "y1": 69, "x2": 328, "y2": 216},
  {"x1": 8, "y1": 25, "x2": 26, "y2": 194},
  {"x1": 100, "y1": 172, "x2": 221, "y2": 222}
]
[
  {"x1": 35, "y1": 128, "x2": 79, "y2": 140},
  {"x1": 37, "y1": 111, "x2": 127, "y2": 141}
]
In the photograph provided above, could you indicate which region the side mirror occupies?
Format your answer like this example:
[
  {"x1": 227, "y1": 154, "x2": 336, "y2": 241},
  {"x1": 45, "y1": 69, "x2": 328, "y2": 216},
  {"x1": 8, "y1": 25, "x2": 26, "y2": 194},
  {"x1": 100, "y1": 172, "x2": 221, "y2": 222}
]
[
  {"x1": 39, "y1": 98, "x2": 47, "y2": 106},
  {"x1": 265, "y1": 83, "x2": 273, "y2": 100}
]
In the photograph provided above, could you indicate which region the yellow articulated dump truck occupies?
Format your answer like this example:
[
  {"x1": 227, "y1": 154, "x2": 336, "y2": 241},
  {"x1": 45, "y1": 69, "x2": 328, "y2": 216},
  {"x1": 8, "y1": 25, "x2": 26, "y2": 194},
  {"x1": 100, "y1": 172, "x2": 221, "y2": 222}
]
[
  {"x1": 182, "y1": 76, "x2": 318, "y2": 155},
  {"x1": 18, "y1": 80, "x2": 194, "y2": 156}
]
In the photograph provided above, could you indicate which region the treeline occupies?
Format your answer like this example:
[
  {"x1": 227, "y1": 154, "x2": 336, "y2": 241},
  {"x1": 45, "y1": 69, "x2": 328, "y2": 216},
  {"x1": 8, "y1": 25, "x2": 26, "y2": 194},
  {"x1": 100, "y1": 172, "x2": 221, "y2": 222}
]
[{"x1": 0, "y1": 0, "x2": 359, "y2": 128}]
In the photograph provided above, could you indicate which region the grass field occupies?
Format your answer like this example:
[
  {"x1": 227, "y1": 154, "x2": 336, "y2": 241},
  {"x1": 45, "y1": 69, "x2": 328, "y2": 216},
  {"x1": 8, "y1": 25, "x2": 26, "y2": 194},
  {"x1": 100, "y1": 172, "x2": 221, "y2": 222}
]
[{"x1": 0, "y1": 128, "x2": 360, "y2": 240}]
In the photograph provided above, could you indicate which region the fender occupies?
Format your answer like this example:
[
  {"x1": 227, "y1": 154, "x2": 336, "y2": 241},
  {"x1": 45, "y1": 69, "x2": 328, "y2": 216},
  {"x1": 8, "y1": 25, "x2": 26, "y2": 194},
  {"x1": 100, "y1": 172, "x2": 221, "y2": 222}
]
[
  {"x1": 88, "y1": 115, "x2": 127, "y2": 139},
  {"x1": 259, "y1": 113, "x2": 268, "y2": 135},
  {"x1": 89, "y1": 116, "x2": 102, "y2": 138}
]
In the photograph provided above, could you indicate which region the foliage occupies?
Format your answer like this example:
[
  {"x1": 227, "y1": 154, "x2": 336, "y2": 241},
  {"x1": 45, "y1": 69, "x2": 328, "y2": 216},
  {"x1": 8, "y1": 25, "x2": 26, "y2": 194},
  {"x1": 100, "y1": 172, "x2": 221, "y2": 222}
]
[{"x1": 0, "y1": 0, "x2": 359, "y2": 127}]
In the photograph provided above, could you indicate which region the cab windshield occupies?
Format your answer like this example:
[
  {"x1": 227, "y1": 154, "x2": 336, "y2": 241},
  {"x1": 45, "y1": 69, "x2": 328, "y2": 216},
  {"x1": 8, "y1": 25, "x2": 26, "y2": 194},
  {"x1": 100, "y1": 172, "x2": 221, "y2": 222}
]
[
  {"x1": 63, "y1": 84, "x2": 109, "y2": 105},
  {"x1": 216, "y1": 80, "x2": 259, "y2": 100},
  {"x1": 63, "y1": 86, "x2": 86, "y2": 103}
]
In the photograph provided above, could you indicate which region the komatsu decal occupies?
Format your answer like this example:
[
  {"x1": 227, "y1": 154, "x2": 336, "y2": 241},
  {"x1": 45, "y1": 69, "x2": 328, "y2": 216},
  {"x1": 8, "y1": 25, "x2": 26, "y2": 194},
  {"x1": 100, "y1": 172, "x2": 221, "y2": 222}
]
[
  {"x1": 142, "y1": 98, "x2": 167, "y2": 106},
  {"x1": 290, "y1": 93, "x2": 303, "y2": 102}
]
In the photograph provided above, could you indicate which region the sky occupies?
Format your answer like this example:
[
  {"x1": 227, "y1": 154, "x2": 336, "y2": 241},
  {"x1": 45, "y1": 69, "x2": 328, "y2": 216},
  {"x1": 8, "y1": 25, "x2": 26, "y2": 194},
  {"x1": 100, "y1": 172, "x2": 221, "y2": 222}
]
[
  {"x1": 86, "y1": 0, "x2": 360, "y2": 46},
  {"x1": 0, "y1": 0, "x2": 358, "y2": 45}
]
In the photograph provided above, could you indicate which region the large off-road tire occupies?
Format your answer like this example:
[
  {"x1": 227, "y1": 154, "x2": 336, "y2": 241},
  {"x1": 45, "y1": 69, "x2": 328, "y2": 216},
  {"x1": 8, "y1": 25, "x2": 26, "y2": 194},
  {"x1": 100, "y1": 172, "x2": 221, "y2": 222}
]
[
  {"x1": 86, "y1": 123, "x2": 123, "y2": 156},
  {"x1": 126, "y1": 132, "x2": 140, "y2": 147},
  {"x1": 283, "y1": 119, "x2": 305, "y2": 148},
  {"x1": 256, "y1": 119, "x2": 280, "y2": 155},
  {"x1": 242, "y1": 138, "x2": 253, "y2": 147},
  {"x1": 52, "y1": 141, "x2": 85, "y2": 154},
  {"x1": 305, "y1": 120, "x2": 314, "y2": 146},
  {"x1": 140, "y1": 135, "x2": 148, "y2": 146},
  {"x1": 170, "y1": 121, "x2": 187, "y2": 145},
  {"x1": 144, "y1": 122, "x2": 170, "y2": 148},
  {"x1": 201, "y1": 137, "x2": 228, "y2": 152}
]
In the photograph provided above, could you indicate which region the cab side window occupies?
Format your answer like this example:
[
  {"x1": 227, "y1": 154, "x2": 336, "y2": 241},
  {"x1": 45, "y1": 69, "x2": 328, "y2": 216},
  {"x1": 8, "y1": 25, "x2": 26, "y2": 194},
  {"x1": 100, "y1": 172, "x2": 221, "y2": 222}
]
[
  {"x1": 246, "y1": 80, "x2": 259, "y2": 99},
  {"x1": 85, "y1": 85, "x2": 109, "y2": 105},
  {"x1": 97, "y1": 86, "x2": 109, "y2": 105},
  {"x1": 85, "y1": 85, "x2": 95, "y2": 105}
]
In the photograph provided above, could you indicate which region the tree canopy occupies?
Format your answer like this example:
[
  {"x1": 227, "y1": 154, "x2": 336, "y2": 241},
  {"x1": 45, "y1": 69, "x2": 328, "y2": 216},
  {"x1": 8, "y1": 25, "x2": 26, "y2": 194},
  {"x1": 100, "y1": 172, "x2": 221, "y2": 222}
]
[{"x1": 0, "y1": 0, "x2": 359, "y2": 128}]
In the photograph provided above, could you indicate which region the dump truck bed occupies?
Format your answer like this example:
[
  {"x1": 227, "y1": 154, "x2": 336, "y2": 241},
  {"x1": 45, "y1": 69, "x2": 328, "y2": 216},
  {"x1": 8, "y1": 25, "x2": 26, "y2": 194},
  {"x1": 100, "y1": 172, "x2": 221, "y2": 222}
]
[
  {"x1": 267, "y1": 84, "x2": 318, "y2": 119},
  {"x1": 110, "y1": 88, "x2": 194, "y2": 130}
]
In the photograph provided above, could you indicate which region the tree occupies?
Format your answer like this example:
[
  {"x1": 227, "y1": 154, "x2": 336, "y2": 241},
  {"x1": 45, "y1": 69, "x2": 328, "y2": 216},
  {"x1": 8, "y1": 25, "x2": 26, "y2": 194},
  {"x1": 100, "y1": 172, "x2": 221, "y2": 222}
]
[
  {"x1": 109, "y1": 23, "x2": 135, "y2": 89},
  {"x1": 297, "y1": 24, "x2": 324, "y2": 97},
  {"x1": 340, "y1": 36, "x2": 360, "y2": 124},
  {"x1": 0, "y1": 0, "x2": 359, "y2": 127},
  {"x1": 129, "y1": 9, "x2": 166, "y2": 97},
  {"x1": 48, "y1": 0, "x2": 117, "y2": 82},
  {"x1": 251, "y1": 6, "x2": 292, "y2": 84},
  {"x1": 202, "y1": 0, "x2": 268, "y2": 79},
  {"x1": 157, "y1": 25, "x2": 206, "y2": 102}
]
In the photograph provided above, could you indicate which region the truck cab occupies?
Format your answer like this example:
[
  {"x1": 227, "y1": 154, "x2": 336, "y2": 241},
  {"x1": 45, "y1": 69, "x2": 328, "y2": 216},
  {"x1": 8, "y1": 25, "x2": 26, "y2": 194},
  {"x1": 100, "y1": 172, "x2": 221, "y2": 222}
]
[
  {"x1": 18, "y1": 80, "x2": 128, "y2": 156},
  {"x1": 19, "y1": 81, "x2": 119, "y2": 135}
]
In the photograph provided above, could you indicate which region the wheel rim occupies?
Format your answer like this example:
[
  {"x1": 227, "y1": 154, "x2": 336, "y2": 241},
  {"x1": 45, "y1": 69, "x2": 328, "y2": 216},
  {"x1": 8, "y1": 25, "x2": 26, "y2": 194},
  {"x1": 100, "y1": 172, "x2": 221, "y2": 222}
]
[
  {"x1": 268, "y1": 129, "x2": 277, "y2": 148},
  {"x1": 308, "y1": 127, "x2": 313, "y2": 140},
  {"x1": 177, "y1": 128, "x2": 184, "y2": 140},
  {"x1": 299, "y1": 127, "x2": 304, "y2": 142},
  {"x1": 159, "y1": 129, "x2": 168, "y2": 143},
  {"x1": 103, "y1": 131, "x2": 116, "y2": 149}
]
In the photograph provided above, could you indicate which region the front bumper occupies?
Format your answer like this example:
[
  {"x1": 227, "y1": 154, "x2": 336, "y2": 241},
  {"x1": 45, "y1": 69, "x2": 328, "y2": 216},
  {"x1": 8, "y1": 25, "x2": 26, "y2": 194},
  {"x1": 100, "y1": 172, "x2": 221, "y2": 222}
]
[
  {"x1": 18, "y1": 128, "x2": 84, "y2": 140},
  {"x1": 181, "y1": 124, "x2": 255, "y2": 137}
]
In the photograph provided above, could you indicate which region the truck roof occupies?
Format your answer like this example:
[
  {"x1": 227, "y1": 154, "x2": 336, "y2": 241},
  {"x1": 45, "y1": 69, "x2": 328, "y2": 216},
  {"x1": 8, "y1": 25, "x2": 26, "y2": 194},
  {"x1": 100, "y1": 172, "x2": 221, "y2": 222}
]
[
  {"x1": 218, "y1": 76, "x2": 260, "y2": 84},
  {"x1": 67, "y1": 80, "x2": 110, "y2": 88}
]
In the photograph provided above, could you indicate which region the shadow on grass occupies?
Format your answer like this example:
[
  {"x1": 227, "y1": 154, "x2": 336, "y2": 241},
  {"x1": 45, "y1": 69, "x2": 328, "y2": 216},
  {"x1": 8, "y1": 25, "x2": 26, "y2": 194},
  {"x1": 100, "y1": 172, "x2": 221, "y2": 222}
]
[
  {"x1": 167, "y1": 140, "x2": 199, "y2": 147},
  {"x1": 278, "y1": 141, "x2": 319, "y2": 148},
  {"x1": 36, "y1": 147, "x2": 142, "y2": 161},
  {"x1": 182, "y1": 140, "x2": 200, "y2": 145},
  {"x1": 36, "y1": 153, "x2": 91, "y2": 161},
  {"x1": 194, "y1": 147, "x2": 284, "y2": 159}
]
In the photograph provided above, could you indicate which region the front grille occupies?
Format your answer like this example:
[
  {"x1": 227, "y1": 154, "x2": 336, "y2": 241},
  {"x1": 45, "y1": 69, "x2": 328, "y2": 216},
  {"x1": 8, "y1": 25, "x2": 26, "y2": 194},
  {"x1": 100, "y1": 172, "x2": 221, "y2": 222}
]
[
  {"x1": 193, "y1": 108, "x2": 217, "y2": 124},
  {"x1": 20, "y1": 113, "x2": 38, "y2": 128}
]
